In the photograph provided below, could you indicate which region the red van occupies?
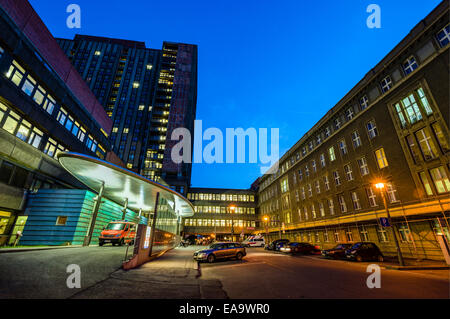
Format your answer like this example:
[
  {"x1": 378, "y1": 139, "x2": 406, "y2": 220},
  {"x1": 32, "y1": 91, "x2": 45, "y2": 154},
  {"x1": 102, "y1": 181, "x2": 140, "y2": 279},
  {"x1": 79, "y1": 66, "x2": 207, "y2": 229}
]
[{"x1": 99, "y1": 221, "x2": 136, "y2": 246}]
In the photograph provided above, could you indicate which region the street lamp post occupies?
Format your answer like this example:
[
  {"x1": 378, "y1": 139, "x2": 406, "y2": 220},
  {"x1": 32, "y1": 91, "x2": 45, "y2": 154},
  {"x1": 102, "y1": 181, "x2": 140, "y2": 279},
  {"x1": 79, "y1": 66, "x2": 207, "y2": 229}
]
[{"x1": 376, "y1": 182, "x2": 405, "y2": 266}]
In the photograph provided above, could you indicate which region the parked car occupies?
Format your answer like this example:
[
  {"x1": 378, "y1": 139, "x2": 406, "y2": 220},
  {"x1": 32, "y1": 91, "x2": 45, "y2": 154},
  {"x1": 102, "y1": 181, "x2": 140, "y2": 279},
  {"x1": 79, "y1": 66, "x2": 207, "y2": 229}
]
[
  {"x1": 280, "y1": 242, "x2": 321, "y2": 255},
  {"x1": 345, "y1": 242, "x2": 384, "y2": 262},
  {"x1": 193, "y1": 242, "x2": 246, "y2": 263},
  {"x1": 99, "y1": 221, "x2": 136, "y2": 246},
  {"x1": 265, "y1": 239, "x2": 290, "y2": 251},
  {"x1": 321, "y1": 244, "x2": 353, "y2": 259},
  {"x1": 242, "y1": 237, "x2": 265, "y2": 247}
]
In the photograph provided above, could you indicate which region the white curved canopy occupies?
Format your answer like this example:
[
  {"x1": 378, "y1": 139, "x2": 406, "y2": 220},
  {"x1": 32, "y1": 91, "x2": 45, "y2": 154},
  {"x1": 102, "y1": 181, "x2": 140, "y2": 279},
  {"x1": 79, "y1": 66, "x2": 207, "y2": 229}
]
[{"x1": 58, "y1": 152, "x2": 194, "y2": 217}]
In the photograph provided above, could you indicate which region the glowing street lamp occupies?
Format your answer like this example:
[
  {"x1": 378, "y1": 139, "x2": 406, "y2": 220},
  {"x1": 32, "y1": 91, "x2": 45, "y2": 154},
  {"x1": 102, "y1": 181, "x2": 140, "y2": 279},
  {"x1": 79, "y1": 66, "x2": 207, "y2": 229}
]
[{"x1": 375, "y1": 181, "x2": 405, "y2": 266}]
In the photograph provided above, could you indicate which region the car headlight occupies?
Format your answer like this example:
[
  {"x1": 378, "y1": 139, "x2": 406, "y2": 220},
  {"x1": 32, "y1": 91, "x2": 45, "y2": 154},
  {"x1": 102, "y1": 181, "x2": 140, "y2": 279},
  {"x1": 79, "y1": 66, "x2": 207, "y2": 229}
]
[{"x1": 197, "y1": 253, "x2": 206, "y2": 258}]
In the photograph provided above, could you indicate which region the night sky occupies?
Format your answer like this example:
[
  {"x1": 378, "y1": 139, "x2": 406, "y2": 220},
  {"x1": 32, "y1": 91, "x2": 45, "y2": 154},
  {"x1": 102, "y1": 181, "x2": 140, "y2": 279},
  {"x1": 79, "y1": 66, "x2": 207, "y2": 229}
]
[{"x1": 29, "y1": 0, "x2": 442, "y2": 189}]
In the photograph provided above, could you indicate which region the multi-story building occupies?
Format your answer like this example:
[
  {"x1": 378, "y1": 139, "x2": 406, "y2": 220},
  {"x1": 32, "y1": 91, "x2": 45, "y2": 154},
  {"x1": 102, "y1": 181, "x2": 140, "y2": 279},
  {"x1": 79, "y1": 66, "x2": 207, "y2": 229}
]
[
  {"x1": 184, "y1": 188, "x2": 258, "y2": 241},
  {"x1": 257, "y1": 1, "x2": 449, "y2": 260},
  {"x1": 57, "y1": 35, "x2": 198, "y2": 194},
  {"x1": 0, "y1": 0, "x2": 121, "y2": 245}
]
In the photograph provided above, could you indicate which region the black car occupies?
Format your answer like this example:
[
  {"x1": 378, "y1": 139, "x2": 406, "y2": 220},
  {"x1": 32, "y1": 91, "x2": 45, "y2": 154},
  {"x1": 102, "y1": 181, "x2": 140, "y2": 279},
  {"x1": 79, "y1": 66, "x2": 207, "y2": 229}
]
[
  {"x1": 265, "y1": 239, "x2": 290, "y2": 251},
  {"x1": 345, "y1": 242, "x2": 384, "y2": 262},
  {"x1": 280, "y1": 242, "x2": 321, "y2": 255},
  {"x1": 321, "y1": 244, "x2": 353, "y2": 259}
]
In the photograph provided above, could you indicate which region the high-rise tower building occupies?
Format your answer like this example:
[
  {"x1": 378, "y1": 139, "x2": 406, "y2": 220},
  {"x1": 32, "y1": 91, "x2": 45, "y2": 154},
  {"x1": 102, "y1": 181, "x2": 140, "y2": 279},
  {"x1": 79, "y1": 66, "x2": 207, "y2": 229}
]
[{"x1": 57, "y1": 36, "x2": 197, "y2": 194}]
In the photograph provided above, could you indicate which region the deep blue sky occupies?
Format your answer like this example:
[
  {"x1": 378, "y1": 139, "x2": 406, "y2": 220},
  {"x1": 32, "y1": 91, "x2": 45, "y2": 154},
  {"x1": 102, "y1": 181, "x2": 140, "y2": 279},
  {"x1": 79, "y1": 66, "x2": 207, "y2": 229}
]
[{"x1": 29, "y1": 0, "x2": 442, "y2": 189}]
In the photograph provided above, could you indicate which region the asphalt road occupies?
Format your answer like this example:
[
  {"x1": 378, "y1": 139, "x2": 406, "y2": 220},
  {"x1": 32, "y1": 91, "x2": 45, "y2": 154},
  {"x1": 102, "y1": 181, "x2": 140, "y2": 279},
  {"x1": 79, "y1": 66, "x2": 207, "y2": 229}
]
[
  {"x1": 1, "y1": 245, "x2": 449, "y2": 299},
  {"x1": 200, "y1": 248, "x2": 450, "y2": 299},
  {"x1": 0, "y1": 245, "x2": 131, "y2": 299}
]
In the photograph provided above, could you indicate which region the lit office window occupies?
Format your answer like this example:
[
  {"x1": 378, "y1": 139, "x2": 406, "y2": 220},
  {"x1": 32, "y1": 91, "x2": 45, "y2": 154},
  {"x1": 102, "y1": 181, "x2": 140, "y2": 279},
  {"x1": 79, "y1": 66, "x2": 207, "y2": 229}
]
[
  {"x1": 419, "y1": 172, "x2": 434, "y2": 196},
  {"x1": 21, "y1": 75, "x2": 36, "y2": 96},
  {"x1": 403, "y1": 56, "x2": 418, "y2": 75},
  {"x1": 429, "y1": 166, "x2": 450, "y2": 194},
  {"x1": 57, "y1": 108, "x2": 67, "y2": 126},
  {"x1": 2, "y1": 110, "x2": 20, "y2": 134},
  {"x1": 415, "y1": 127, "x2": 439, "y2": 161},
  {"x1": 431, "y1": 122, "x2": 450, "y2": 154},
  {"x1": 328, "y1": 146, "x2": 336, "y2": 162},
  {"x1": 416, "y1": 88, "x2": 433, "y2": 115},
  {"x1": 436, "y1": 24, "x2": 450, "y2": 47},
  {"x1": 394, "y1": 103, "x2": 407, "y2": 128},
  {"x1": 375, "y1": 148, "x2": 389, "y2": 169},
  {"x1": 380, "y1": 76, "x2": 393, "y2": 93},
  {"x1": 16, "y1": 120, "x2": 31, "y2": 141}
]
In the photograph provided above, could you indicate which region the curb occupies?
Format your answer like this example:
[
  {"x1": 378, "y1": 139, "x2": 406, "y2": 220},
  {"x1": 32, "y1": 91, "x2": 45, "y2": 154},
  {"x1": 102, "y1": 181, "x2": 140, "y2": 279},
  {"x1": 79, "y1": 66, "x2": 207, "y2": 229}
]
[
  {"x1": 0, "y1": 245, "x2": 83, "y2": 254},
  {"x1": 385, "y1": 265, "x2": 450, "y2": 270}
]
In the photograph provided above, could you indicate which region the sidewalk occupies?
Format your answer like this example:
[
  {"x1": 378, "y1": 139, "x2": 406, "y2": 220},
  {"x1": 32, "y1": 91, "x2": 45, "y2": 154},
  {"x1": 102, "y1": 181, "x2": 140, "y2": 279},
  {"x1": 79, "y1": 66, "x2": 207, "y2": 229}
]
[
  {"x1": 381, "y1": 256, "x2": 450, "y2": 270},
  {"x1": 70, "y1": 246, "x2": 228, "y2": 299}
]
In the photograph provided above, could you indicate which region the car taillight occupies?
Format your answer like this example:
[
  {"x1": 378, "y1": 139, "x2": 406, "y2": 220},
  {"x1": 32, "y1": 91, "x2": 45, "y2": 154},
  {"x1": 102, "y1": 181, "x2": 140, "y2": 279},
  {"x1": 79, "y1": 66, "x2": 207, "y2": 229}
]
[{"x1": 314, "y1": 246, "x2": 320, "y2": 249}]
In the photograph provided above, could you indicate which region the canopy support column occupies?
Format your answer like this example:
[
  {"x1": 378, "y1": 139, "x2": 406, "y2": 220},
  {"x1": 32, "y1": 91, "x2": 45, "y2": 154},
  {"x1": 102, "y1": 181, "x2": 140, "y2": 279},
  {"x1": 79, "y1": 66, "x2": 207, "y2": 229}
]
[
  {"x1": 121, "y1": 198, "x2": 129, "y2": 220},
  {"x1": 83, "y1": 181, "x2": 104, "y2": 247},
  {"x1": 148, "y1": 192, "x2": 160, "y2": 256}
]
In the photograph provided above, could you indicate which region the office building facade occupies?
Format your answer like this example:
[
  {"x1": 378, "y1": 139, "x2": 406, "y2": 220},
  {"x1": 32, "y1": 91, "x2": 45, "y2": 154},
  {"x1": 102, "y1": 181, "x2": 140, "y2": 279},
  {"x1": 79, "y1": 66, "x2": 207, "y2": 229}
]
[
  {"x1": 257, "y1": 2, "x2": 449, "y2": 260},
  {"x1": 57, "y1": 36, "x2": 197, "y2": 194},
  {"x1": 184, "y1": 188, "x2": 258, "y2": 241},
  {"x1": 0, "y1": 0, "x2": 121, "y2": 245}
]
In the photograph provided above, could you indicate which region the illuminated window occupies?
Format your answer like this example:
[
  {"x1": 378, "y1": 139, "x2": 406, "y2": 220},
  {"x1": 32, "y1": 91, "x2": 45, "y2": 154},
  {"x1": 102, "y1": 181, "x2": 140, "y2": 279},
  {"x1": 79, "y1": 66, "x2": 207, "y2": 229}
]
[
  {"x1": 2, "y1": 110, "x2": 20, "y2": 134},
  {"x1": 429, "y1": 166, "x2": 450, "y2": 194},
  {"x1": 133, "y1": 82, "x2": 140, "y2": 88},
  {"x1": 16, "y1": 120, "x2": 31, "y2": 141},
  {"x1": 328, "y1": 146, "x2": 336, "y2": 162},
  {"x1": 94, "y1": 51, "x2": 101, "y2": 56},
  {"x1": 431, "y1": 122, "x2": 450, "y2": 154},
  {"x1": 375, "y1": 148, "x2": 389, "y2": 169},
  {"x1": 419, "y1": 172, "x2": 433, "y2": 196},
  {"x1": 416, "y1": 88, "x2": 433, "y2": 115},
  {"x1": 415, "y1": 127, "x2": 439, "y2": 161},
  {"x1": 21, "y1": 75, "x2": 36, "y2": 96}
]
